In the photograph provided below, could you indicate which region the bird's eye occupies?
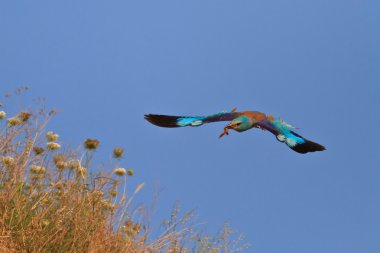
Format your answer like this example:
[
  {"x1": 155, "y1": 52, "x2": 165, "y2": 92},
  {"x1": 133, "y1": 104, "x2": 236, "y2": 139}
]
[{"x1": 236, "y1": 122, "x2": 241, "y2": 126}]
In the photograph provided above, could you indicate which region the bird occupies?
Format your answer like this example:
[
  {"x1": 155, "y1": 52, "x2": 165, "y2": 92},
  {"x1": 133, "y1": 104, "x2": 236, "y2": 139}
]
[{"x1": 144, "y1": 108, "x2": 326, "y2": 154}]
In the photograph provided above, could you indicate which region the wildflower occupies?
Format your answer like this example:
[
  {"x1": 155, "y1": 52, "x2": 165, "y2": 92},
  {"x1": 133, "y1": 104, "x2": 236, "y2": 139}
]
[
  {"x1": 127, "y1": 169, "x2": 134, "y2": 176},
  {"x1": 7, "y1": 116, "x2": 21, "y2": 126},
  {"x1": 2, "y1": 156, "x2": 14, "y2": 166},
  {"x1": 30, "y1": 165, "x2": 46, "y2": 174},
  {"x1": 113, "y1": 147, "x2": 124, "y2": 158},
  {"x1": 33, "y1": 147, "x2": 44, "y2": 155},
  {"x1": 46, "y1": 131, "x2": 59, "y2": 141},
  {"x1": 114, "y1": 168, "x2": 126, "y2": 176},
  {"x1": 47, "y1": 142, "x2": 61, "y2": 150},
  {"x1": 0, "y1": 111, "x2": 6, "y2": 119},
  {"x1": 84, "y1": 138, "x2": 100, "y2": 150}
]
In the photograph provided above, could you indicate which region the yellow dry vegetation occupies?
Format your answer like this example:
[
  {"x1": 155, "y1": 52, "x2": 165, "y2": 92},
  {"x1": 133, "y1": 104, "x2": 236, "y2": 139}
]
[{"x1": 0, "y1": 88, "x2": 248, "y2": 253}]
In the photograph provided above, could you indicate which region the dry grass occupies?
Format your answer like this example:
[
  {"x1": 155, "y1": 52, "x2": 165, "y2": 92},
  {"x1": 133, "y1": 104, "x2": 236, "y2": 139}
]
[{"x1": 0, "y1": 87, "x2": 249, "y2": 253}]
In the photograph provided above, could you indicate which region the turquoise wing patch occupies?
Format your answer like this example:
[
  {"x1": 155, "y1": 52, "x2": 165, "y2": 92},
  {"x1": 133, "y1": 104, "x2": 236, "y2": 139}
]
[{"x1": 177, "y1": 117, "x2": 204, "y2": 127}]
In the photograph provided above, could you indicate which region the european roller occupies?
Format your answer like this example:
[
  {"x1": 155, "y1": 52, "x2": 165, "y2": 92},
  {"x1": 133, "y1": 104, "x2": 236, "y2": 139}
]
[{"x1": 145, "y1": 108, "x2": 326, "y2": 154}]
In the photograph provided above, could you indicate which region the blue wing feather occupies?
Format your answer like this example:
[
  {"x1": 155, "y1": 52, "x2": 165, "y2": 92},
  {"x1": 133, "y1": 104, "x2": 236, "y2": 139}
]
[
  {"x1": 256, "y1": 118, "x2": 326, "y2": 153},
  {"x1": 145, "y1": 111, "x2": 238, "y2": 128}
]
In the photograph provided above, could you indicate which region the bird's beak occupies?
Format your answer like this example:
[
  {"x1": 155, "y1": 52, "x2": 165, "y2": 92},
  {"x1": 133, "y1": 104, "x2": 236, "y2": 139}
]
[{"x1": 226, "y1": 123, "x2": 234, "y2": 129}]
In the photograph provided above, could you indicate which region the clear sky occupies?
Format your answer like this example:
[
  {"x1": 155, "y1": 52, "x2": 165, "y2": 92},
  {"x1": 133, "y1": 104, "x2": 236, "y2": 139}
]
[{"x1": 1, "y1": 1, "x2": 379, "y2": 252}]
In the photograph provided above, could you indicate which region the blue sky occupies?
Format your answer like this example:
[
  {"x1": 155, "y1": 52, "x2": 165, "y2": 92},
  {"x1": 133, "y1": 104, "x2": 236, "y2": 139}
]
[{"x1": 1, "y1": 1, "x2": 380, "y2": 252}]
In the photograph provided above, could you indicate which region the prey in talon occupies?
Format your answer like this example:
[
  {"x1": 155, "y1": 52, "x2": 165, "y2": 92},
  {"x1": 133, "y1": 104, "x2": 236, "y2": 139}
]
[
  {"x1": 219, "y1": 126, "x2": 230, "y2": 138},
  {"x1": 144, "y1": 108, "x2": 326, "y2": 154}
]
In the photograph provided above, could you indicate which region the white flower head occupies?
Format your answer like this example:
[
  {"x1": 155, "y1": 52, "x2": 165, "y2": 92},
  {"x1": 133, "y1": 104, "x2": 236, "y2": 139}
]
[
  {"x1": 114, "y1": 168, "x2": 126, "y2": 176},
  {"x1": 47, "y1": 142, "x2": 61, "y2": 150},
  {"x1": 0, "y1": 111, "x2": 6, "y2": 119}
]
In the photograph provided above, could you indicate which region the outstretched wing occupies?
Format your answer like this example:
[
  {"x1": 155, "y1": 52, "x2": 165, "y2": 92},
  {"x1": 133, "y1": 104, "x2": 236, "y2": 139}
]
[
  {"x1": 144, "y1": 111, "x2": 239, "y2": 128},
  {"x1": 256, "y1": 118, "x2": 325, "y2": 154}
]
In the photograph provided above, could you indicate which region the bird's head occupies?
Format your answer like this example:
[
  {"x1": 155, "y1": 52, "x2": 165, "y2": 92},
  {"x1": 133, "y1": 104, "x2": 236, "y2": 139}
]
[
  {"x1": 219, "y1": 116, "x2": 252, "y2": 138},
  {"x1": 227, "y1": 116, "x2": 252, "y2": 132}
]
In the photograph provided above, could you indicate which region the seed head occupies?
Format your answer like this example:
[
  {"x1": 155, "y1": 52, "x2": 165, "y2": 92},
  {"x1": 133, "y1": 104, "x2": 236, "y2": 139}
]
[
  {"x1": 30, "y1": 165, "x2": 46, "y2": 174},
  {"x1": 56, "y1": 161, "x2": 67, "y2": 170},
  {"x1": 109, "y1": 190, "x2": 118, "y2": 197},
  {"x1": 84, "y1": 139, "x2": 100, "y2": 150},
  {"x1": 0, "y1": 111, "x2": 6, "y2": 119},
  {"x1": 7, "y1": 116, "x2": 21, "y2": 126},
  {"x1": 2, "y1": 156, "x2": 14, "y2": 166},
  {"x1": 46, "y1": 131, "x2": 59, "y2": 141},
  {"x1": 133, "y1": 223, "x2": 141, "y2": 233},
  {"x1": 30, "y1": 165, "x2": 39, "y2": 174},
  {"x1": 19, "y1": 112, "x2": 31, "y2": 122},
  {"x1": 54, "y1": 182, "x2": 64, "y2": 190},
  {"x1": 124, "y1": 220, "x2": 133, "y2": 228},
  {"x1": 76, "y1": 166, "x2": 87, "y2": 177},
  {"x1": 68, "y1": 160, "x2": 80, "y2": 170},
  {"x1": 123, "y1": 220, "x2": 139, "y2": 237},
  {"x1": 47, "y1": 142, "x2": 61, "y2": 150},
  {"x1": 127, "y1": 169, "x2": 134, "y2": 176},
  {"x1": 40, "y1": 197, "x2": 51, "y2": 206},
  {"x1": 92, "y1": 190, "x2": 104, "y2": 199},
  {"x1": 34, "y1": 183, "x2": 44, "y2": 190},
  {"x1": 42, "y1": 220, "x2": 50, "y2": 228},
  {"x1": 24, "y1": 184, "x2": 32, "y2": 191},
  {"x1": 113, "y1": 147, "x2": 124, "y2": 158},
  {"x1": 30, "y1": 174, "x2": 44, "y2": 180},
  {"x1": 33, "y1": 147, "x2": 44, "y2": 155},
  {"x1": 100, "y1": 200, "x2": 116, "y2": 212},
  {"x1": 53, "y1": 153, "x2": 64, "y2": 163},
  {"x1": 114, "y1": 168, "x2": 126, "y2": 176}
]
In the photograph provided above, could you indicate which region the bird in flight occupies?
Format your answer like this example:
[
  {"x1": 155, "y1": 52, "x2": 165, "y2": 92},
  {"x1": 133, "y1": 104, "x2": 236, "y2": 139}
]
[{"x1": 144, "y1": 108, "x2": 326, "y2": 154}]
